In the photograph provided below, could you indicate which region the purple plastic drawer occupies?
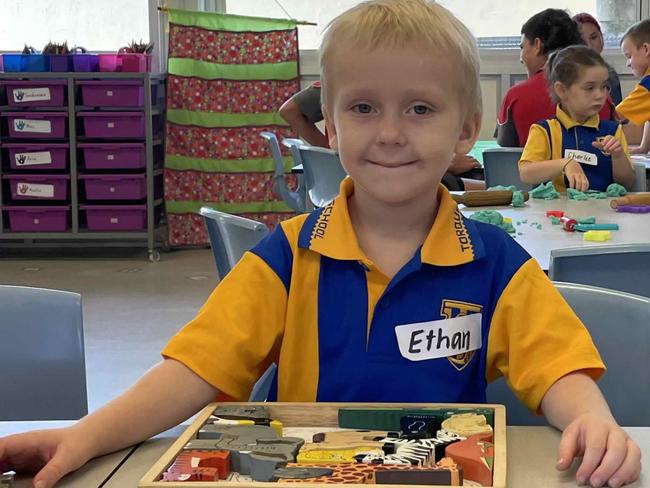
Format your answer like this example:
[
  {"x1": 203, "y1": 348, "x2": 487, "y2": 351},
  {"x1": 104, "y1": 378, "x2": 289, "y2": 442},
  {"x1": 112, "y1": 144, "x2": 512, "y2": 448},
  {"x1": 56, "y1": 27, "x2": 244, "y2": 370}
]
[
  {"x1": 4, "y1": 205, "x2": 70, "y2": 232},
  {"x1": 78, "y1": 142, "x2": 145, "y2": 170},
  {"x1": 4, "y1": 143, "x2": 69, "y2": 170},
  {"x1": 2, "y1": 112, "x2": 68, "y2": 139},
  {"x1": 79, "y1": 173, "x2": 145, "y2": 200},
  {"x1": 3, "y1": 174, "x2": 69, "y2": 201},
  {"x1": 81, "y1": 204, "x2": 146, "y2": 230},
  {"x1": 1, "y1": 80, "x2": 66, "y2": 107},
  {"x1": 78, "y1": 80, "x2": 144, "y2": 107},
  {"x1": 78, "y1": 112, "x2": 144, "y2": 138}
]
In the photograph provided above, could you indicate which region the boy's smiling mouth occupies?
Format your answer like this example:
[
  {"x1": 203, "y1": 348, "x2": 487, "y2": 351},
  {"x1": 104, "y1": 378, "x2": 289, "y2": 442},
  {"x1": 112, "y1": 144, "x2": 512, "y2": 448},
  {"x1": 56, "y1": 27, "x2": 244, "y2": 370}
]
[{"x1": 366, "y1": 159, "x2": 417, "y2": 168}]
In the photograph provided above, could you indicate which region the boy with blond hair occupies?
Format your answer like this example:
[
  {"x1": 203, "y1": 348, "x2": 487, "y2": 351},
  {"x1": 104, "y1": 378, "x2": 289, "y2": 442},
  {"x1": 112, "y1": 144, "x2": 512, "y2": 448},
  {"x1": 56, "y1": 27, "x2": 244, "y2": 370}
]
[{"x1": 0, "y1": 2, "x2": 641, "y2": 487}]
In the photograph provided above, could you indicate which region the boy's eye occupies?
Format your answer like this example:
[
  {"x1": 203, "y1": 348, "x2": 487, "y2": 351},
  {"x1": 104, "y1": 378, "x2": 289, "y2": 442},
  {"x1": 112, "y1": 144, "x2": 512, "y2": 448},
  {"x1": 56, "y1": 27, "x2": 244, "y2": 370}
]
[
  {"x1": 412, "y1": 105, "x2": 431, "y2": 115},
  {"x1": 354, "y1": 103, "x2": 373, "y2": 114}
]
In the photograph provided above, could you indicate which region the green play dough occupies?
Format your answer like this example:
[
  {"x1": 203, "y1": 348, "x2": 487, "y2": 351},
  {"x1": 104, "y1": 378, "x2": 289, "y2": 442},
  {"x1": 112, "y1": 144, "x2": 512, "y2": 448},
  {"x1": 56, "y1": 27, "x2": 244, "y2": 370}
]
[
  {"x1": 469, "y1": 210, "x2": 516, "y2": 234},
  {"x1": 606, "y1": 183, "x2": 627, "y2": 197},
  {"x1": 577, "y1": 216, "x2": 596, "y2": 224},
  {"x1": 530, "y1": 182, "x2": 560, "y2": 200}
]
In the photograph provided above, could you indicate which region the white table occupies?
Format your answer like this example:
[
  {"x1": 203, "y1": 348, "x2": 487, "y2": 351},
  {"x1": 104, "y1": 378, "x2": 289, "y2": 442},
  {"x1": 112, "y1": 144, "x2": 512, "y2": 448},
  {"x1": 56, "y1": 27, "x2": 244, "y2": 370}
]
[{"x1": 459, "y1": 195, "x2": 650, "y2": 270}]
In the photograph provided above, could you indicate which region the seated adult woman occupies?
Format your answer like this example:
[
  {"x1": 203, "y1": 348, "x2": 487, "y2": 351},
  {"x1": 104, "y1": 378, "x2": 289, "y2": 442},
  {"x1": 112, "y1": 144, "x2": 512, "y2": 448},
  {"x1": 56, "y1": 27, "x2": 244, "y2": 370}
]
[{"x1": 496, "y1": 8, "x2": 616, "y2": 147}]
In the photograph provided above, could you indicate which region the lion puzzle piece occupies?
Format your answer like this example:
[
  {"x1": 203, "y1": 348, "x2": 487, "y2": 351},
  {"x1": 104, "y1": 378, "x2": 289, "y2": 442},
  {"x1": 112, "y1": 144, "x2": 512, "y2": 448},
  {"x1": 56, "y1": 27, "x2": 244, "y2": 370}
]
[{"x1": 445, "y1": 433, "x2": 494, "y2": 486}]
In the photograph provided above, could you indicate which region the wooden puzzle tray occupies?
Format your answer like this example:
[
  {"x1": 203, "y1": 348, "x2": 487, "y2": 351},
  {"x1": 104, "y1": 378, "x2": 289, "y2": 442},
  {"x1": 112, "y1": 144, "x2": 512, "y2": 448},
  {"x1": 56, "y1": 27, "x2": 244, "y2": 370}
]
[{"x1": 139, "y1": 402, "x2": 506, "y2": 488}]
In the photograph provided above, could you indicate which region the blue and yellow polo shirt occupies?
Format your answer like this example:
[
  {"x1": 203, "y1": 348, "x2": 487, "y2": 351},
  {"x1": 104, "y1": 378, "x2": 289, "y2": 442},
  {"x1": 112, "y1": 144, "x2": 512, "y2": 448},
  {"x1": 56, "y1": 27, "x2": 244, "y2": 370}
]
[
  {"x1": 520, "y1": 106, "x2": 629, "y2": 192},
  {"x1": 616, "y1": 67, "x2": 650, "y2": 127},
  {"x1": 163, "y1": 178, "x2": 604, "y2": 411}
]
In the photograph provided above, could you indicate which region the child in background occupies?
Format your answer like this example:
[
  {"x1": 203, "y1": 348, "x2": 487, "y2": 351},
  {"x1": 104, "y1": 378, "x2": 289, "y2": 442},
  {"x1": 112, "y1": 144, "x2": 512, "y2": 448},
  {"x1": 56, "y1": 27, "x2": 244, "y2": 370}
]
[
  {"x1": 519, "y1": 45, "x2": 635, "y2": 191},
  {"x1": 0, "y1": 2, "x2": 641, "y2": 488},
  {"x1": 618, "y1": 19, "x2": 650, "y2": 154}
]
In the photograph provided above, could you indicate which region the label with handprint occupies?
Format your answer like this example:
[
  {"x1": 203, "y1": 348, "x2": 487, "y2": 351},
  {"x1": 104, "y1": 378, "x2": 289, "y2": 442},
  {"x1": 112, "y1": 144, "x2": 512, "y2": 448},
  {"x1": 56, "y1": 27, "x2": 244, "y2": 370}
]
[
  {"x1": 15, "y1": 182, "x2": 55, "y2": 198},
  {"x1": 15, "y1": 151, "x2": 52, "y2": 166},
  {"x1": 12, "y1": 87, "x2": 51, "y2": 103},
  {"x1": 13, "y1": 119, "x2": 52, "y2": 133}
]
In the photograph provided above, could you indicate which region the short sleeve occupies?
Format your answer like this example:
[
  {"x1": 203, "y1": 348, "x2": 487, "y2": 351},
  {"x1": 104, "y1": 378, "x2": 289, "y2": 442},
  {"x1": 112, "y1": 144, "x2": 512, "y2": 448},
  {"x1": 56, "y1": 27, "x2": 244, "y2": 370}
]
[
  {"x1": 486, "y1": 259, "x2": 605, "y2": 413},
  {"x1": 162, "y1": 251, "x2": 287, "y2": 400},
  {"x1": 519, "y1": 124, "x2": 551, "y2": 166},
  {"x1": 616, "y1": 82, "x2": 650, "y2": 127}
]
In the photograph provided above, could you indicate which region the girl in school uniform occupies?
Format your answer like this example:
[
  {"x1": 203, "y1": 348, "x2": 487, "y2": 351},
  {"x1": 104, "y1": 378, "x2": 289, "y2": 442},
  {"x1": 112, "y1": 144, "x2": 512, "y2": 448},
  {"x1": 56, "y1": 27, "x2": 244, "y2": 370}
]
[{"x1": 519, "y1": 45, "x2": 635, "y2": 192}]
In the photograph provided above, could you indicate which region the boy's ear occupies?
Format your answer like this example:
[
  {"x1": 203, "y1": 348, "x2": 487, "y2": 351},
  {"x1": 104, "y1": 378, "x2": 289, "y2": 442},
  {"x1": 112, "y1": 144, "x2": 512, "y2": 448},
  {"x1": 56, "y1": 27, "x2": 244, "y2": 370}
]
[
  {"x1": 642, "y1": 42, "x2": 650, "y2": 57},
  {"x1": 322, "y1": 104, "x2": 338, "y2": 151},
  {"x1": 454, "y1": 112, "x2": 481, "y2": 156}
]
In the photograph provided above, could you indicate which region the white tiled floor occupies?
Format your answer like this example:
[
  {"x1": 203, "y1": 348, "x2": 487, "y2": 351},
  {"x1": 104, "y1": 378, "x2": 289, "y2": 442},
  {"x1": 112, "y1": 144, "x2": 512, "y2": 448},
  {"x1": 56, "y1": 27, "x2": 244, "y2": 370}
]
[{"x1": 0, "y1": 249, "x2": 217, "y2": 412}]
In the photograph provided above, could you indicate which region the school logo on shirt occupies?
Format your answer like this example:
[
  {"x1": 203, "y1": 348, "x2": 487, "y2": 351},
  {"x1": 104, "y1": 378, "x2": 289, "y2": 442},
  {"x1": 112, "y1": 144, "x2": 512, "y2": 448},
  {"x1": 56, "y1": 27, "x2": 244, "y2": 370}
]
[
  {"x1": 394, "y1": 300, "x2": 483, "y2": 370},
  {"x1": 441, "y1": 300, "x2": 483, "y2": 371}
]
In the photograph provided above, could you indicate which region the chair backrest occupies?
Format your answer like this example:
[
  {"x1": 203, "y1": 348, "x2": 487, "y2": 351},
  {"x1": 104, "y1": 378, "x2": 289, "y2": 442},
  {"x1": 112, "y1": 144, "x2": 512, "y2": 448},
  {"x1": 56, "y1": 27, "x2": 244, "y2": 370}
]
[
  {"x1": 483, "y1": 147, "x2": 532, "y2": 191},
  {"x1": 0, "y1": 285, "x2": 87, "y2": 421},
  {"x1": 548, "y1": 243, "x2": 650, "y2": 297},
  {"x1": 200, "y1": 207, "x2": 270, "y2": 279},
  {"x1": 487, "y1": 282, "x2": 650, "y2": 426},
  {"x1": 284, "y1": 139, "x2": 347, "y2": 208},
  {"x1": 260, "y1": 131, "x2": 306, "y2": 213},
  {"x1": 631, "y1": 161, "x2": 648, "y2": 192}
]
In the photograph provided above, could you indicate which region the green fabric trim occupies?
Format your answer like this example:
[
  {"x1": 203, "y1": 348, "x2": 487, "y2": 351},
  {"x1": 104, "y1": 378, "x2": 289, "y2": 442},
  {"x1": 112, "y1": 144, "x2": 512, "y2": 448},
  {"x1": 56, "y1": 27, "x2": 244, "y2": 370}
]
[
  {"x1": 167, "y1": 108, "x2": 288, "y2": 128},
  {"x1": 168, "y1": 58, "x2": 298, "y2": 80},
  {"x1": 168, "y1": 9, "x2": 297, "y2": 32},
  {"x1": 166, "y1": 200, "x2": 294, "y2": 214},
  {"x1": 166, "y1": 154, "x2": 294, "y2": 173}
]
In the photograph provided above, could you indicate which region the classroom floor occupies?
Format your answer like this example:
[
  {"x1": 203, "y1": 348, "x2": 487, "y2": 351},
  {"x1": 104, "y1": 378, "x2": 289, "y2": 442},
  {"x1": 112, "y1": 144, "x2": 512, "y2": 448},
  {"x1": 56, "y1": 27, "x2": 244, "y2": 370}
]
[{"x1": 0, "y1": 248, "x2": 217, "y2": 412}]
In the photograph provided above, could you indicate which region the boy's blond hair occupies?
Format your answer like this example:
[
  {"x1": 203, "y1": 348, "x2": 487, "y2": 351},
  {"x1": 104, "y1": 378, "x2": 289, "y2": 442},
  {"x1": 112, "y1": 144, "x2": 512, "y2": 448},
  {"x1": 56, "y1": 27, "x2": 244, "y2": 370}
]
[
  {"x1": 622, "y1": 19, "x2": 650, "y2": 47},
  {"x1": 319, "y1": 0, "x2": 482, "y2": 121}
]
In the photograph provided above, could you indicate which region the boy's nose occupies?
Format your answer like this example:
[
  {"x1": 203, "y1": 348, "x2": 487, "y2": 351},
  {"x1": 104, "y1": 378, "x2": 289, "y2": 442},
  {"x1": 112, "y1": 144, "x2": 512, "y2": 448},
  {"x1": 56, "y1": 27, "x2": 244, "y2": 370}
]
[{"x1": 376, "y1": 115, "x2": 407, "y2": 146}]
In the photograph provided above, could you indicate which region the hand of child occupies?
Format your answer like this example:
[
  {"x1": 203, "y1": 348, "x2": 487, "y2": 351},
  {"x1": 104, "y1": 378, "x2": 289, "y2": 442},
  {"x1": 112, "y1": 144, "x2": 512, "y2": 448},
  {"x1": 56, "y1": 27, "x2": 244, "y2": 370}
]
[
  {"x1": 556, "y1": 413, "x2": 642, "y2": 487},
  {"x1": 0, "y1": 427, "x2": 93, "y2": 488},
  {"x1": 592, "y1": 136, "x2": 624, "y2": 157},
  {"x1": 563, "y1": 159, "x2": 590, "y2": 192},
  {"x1": 448, "y1": 153, "x2": 481, "y2": 176}
]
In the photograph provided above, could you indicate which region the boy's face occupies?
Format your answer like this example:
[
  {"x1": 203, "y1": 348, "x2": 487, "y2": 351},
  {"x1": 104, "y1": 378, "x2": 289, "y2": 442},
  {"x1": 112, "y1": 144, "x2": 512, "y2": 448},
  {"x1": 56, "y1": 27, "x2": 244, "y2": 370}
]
[
  {"x1": 622, "y1": 37, "x2": 650, "y2": 77},
  {"x1": 323, "y1": 45, "x2": 478, "y2": 207}
]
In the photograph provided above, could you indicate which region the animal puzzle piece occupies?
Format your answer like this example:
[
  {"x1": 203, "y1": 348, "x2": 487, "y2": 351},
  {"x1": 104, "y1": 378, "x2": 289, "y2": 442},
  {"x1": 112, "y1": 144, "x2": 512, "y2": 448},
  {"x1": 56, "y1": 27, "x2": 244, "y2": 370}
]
[
  {"x1": 441, "y1": 413, "x2": 493, "y2": 437},
  {"x1": 162, "y1": 450, "x2": 230, "y2": 481},
  {"x1": 374, "y1": 457, "x2": 463, "y2": 486},
  {"x1": 445, "y1": 432, "x2": 494, "y2": 486},
  {"x1": 211, "y1": 405, "x2": 271, "y2": 421}
]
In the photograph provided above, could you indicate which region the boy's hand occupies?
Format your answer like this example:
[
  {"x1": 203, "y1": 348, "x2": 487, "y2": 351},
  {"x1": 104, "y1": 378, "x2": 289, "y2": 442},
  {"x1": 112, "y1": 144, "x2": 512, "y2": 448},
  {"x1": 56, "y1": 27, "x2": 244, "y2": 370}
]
[
  {"x1": 564, "y1": 159, "x2": 590, "y2": 192},
  {"x1": 556, "y1": 413, "x2": 642, "y2": 487},
  {"x1": 448, "y1": 153, "x2": 481, "y2": 176},
  {"x1": 592, "y1": 136, "x2": 624, "y2": 157},
  {"x1": 0, "y1": 426, "x2": 93, "y2": 488}
]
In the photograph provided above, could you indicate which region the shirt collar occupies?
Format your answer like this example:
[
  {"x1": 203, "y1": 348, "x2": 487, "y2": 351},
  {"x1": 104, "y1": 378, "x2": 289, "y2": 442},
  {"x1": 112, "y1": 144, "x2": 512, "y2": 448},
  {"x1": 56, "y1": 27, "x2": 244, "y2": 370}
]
[
  {"x1": 555, "y1": 105, "x2": 600, "y2": 129},
  {"x1": 297, "y1": 178, "x2": 485, "y2": 267}
]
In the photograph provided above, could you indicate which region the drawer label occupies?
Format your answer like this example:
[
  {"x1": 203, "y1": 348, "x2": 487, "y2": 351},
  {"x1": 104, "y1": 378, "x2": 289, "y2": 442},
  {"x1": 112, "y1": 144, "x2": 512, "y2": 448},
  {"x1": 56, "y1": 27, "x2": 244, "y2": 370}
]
[
  {"x1": 16, "y1": 182, "x2": 55, "y2": 198},
  {"x1": 15, "y1": 151, "x2": 52, "y2": 166},
  {"x1": 13, "y1": 119, "x2": 52, "y2": 133},
  {"x1": 13, "y1": 87, "x2": 51, "y2": 103}
]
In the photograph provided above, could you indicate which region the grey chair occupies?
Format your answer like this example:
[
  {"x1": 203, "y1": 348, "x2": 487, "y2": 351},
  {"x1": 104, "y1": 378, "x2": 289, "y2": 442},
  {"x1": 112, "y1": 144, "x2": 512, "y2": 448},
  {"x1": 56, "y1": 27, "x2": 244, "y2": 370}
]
[
  {"x1": 199, "y1": 207, "x2": 275, "y2": 401},
  {"x1": 631, "y1": 161, "x2": 648, "y2": 192},
  {"x1": 283, "y1": 139, "x2": 347, "y2": 208},
  {"x1": 483, "y1": 147, "x2": 532, "y2": 191},
  {"x1": 0, "y1": 285, "x2": 88, "y2": 420},
  {"x1": 260, "y1": 131, "x2": 307, "y2": 213},
  {"x1": 548, "y1": 244, "x2": 650, "y2": 297},
  {"x1": 199, "y1": 207, "x2": 270, "y2": 280},
  {"x1": 487, "y1": 282, "x2": 650, "y2": 426}
]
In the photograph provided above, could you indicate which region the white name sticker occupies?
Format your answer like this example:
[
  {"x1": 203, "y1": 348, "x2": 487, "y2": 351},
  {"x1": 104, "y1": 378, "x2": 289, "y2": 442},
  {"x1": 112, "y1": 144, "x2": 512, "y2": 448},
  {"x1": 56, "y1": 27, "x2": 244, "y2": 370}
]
[
  {"x1": 13, "y1": 87, "x2": 51, "y2": 103},
  {"x1": 564, "y1": 149, "x2": 598, "y2": 166},
  {"x1": 395, "y1": 314, "x2": 482, "y2": 361},
  {"x1": 16, "y1": 182, "x2": 55, "y2": 198},
  {"x1": 15, "y1": 151, "x2": 52, "y2": 166},
  {"x1": 13, "y1": 119, "x2": 52, "y2": 134}
]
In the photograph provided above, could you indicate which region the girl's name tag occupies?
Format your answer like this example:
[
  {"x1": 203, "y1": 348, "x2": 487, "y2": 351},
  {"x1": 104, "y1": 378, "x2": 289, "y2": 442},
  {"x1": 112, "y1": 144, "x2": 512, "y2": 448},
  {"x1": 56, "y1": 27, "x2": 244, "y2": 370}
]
[{"x1": 564, "y1": 149, "x2": 598, "y2": 166}]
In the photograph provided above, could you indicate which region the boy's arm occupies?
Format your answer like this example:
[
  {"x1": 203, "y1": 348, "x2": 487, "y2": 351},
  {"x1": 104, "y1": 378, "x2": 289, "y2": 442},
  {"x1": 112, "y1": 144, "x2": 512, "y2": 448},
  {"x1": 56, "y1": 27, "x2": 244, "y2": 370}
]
[
  {"x1": 278, "y1": 98, "x2": 329, "y2": 148},
  {"x1": 541, "y1": 372, "x2": 641, "y2": 488},
  {"x1": 0, "y1": 359, "x2": 217, "y2": 488}
]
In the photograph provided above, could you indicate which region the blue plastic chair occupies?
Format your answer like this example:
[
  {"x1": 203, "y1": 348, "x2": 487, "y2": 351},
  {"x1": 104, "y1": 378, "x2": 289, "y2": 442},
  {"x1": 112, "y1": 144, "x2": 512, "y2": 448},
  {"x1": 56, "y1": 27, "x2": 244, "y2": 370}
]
[
  {"x1": 199, "y1": 207, "x2": 270, "y2": 279},
  {"x1": 483, "y1": 147, "x2": 531, "y2": 191},
  {"x1": 283, "y1": 139, "x2": 347, "y2": 208},
  {"x1": 0, "y1": 285, "x2": 88, "y2": 420},
  {"x1": 260, "y1": 131, "x2": 307, "y2": 213},
  {"x1": 548, "y1": 244, "x2": 650, "y2": 298},
  {"x1": 199, "y1": 207, "x2": 276, "y2": 401},
  {"x1": 487, "y1": 282, "x2": 650, "y2": 426}
]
